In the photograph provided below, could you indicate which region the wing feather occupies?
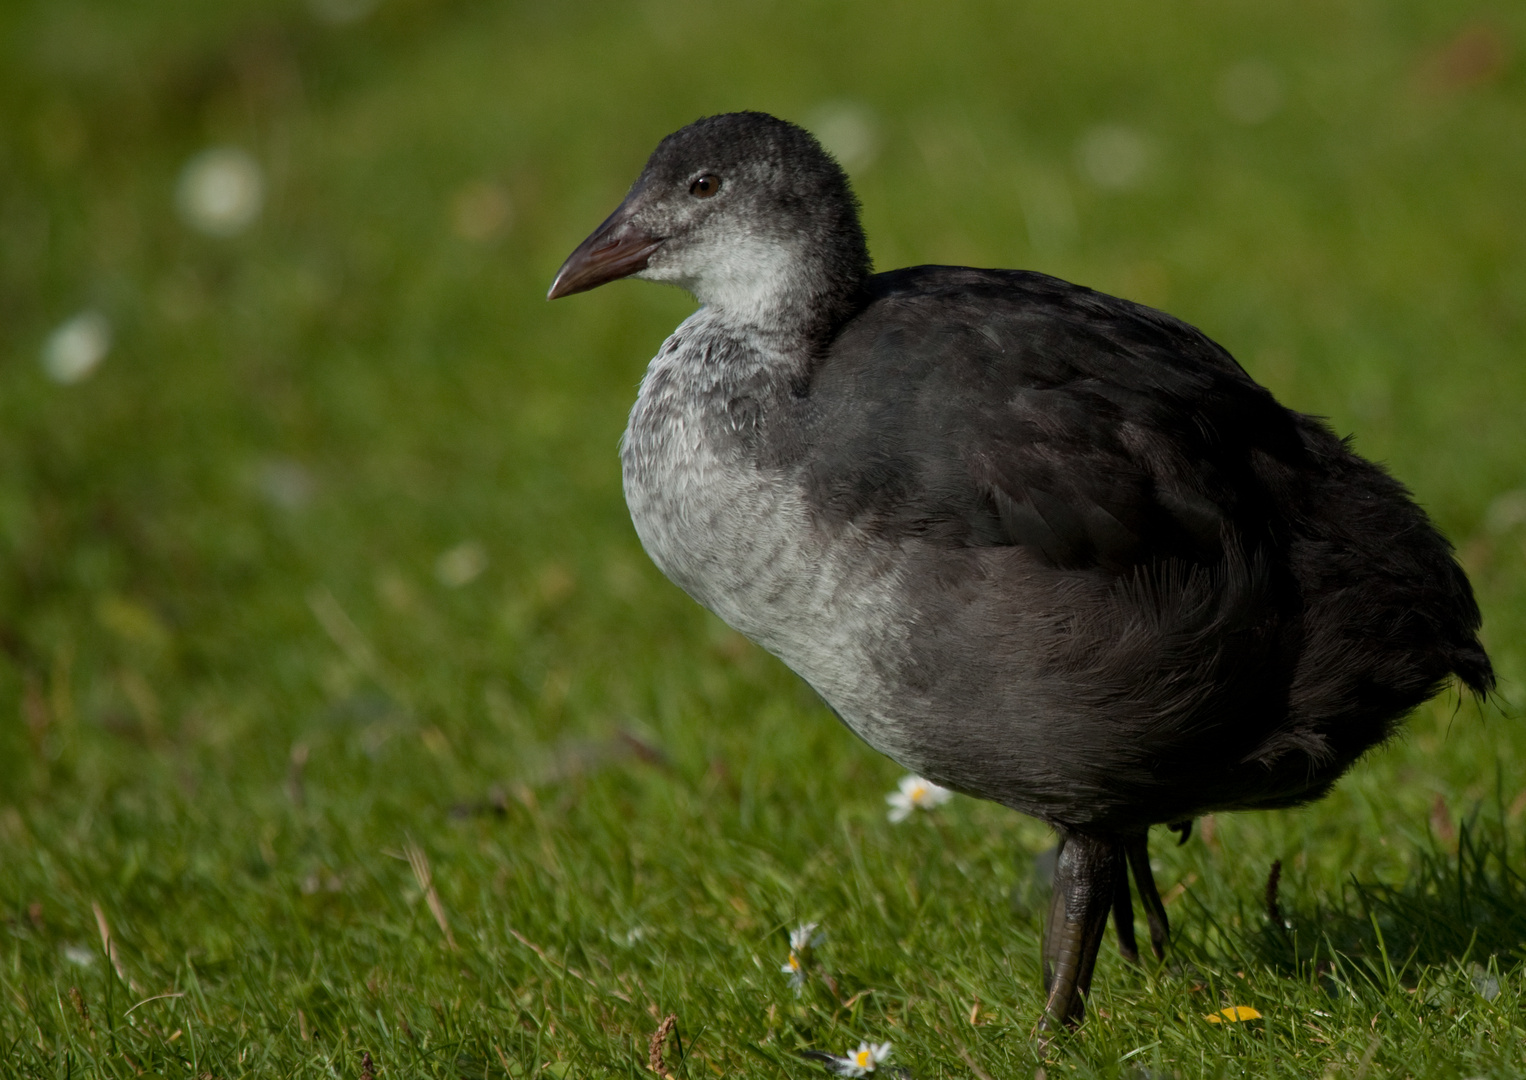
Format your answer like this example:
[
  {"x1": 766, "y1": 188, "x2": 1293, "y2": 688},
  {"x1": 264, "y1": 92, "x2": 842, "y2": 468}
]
[{"x1": 804, "y1": 266, "x2": 1301, "y2": 571}]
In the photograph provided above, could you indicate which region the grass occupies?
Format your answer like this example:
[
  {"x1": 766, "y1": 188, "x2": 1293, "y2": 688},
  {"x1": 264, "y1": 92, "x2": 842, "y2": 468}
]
[{"x1": 2, "y1": 0, "x2": 1526, "y2": 1076}]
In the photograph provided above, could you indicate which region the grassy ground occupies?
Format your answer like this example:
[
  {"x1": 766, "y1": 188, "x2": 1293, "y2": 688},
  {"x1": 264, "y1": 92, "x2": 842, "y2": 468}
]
[{"x1": 3, "y1": 1, "x2": 1526, "y2": 1076}]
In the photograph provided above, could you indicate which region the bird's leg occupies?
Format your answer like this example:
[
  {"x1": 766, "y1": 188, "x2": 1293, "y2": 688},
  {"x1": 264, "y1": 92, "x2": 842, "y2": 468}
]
[
  {"x1": 1124, "y1": 834, "x2": 1169, "y2": 960},
  {"x1": 1039, "y1": 832, "x2": 1123, "y2": 1033},
  {"x1": 1111, "y1": 862, "x2": 1139, "y2": 964}
]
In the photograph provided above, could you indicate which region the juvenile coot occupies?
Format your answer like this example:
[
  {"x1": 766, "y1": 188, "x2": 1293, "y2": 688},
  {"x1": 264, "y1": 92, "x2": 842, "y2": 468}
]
[{"x1": 548, "y1": 112, "x2": 1492, "y2": 1031}]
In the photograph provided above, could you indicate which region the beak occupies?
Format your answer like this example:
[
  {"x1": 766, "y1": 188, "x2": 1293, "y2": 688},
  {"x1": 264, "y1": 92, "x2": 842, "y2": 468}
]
[{"x1": 547, "y1": 200, "x2": 664, "y2": 300}]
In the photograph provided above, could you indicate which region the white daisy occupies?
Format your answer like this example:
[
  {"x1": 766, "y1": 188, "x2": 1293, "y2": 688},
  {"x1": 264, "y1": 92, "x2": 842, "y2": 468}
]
[
  {"x1": 781, "y1": 949, "x2": 807, "y2": 991},
  {"x1": 790, "y1": 921, "x2": 824, "y2": 952},
  {"x1": 175, "y1": 147, "x2": 264, "y2": 237},
  {"x1": 780, "y1": 922, "x2": 825, "y2": 993},
  {"x1": 827, "y1": 1041, "x2": 893, "y2": 1077},
  {"x1": 42, "y1": 310, "x2": 111, "y2": 384},
  {"x1": 886, "y1": 774, "x2": 952, "y2": 822}
]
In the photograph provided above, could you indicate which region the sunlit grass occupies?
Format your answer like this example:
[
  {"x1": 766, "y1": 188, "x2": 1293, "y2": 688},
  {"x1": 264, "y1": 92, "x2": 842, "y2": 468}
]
[{"x1": 3, "y1": 0, "x2": 1525, "y2": 1076}]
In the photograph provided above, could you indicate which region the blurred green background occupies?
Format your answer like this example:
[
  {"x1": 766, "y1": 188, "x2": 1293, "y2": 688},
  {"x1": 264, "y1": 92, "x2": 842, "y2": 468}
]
[{"x1": 2, "y1": 1, "x2": 1525, "y2": 1077}]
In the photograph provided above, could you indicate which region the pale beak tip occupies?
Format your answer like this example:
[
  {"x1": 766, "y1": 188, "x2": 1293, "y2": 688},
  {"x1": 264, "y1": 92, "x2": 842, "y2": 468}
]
[{"x1": 545, "y1": 204, "x2": 662, "y2": 302}]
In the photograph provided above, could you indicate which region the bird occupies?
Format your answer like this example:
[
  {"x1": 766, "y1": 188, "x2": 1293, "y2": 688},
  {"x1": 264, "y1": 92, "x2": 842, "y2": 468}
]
[{"x1": 547, "y1": 111, "x2": 1493, "y2": 1032}]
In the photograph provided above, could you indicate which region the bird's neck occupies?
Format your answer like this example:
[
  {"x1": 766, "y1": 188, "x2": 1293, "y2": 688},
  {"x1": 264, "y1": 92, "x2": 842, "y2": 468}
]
[
  {"x1": 653, "y1": 307, "x2": 808, "y2": 394},
  {"x1": 686, "y1": 237, "x2": 868, "y2": 353}
]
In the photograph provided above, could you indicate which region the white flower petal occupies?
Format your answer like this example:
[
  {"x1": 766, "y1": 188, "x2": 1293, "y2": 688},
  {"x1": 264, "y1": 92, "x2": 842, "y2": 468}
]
[
  {"x1": 436, "y1": 540, "x2": 489, "y2": 587},
  {"x1": 176, "y1": 147, "x2": 264, "y2": 237},
  {"x1": 62, "y1": 944, "x2": 97, "y2": 967},
  {"x1": 42, "y1": 310, "x2": 111, "y2": 384},
  {"x1": 887, "y1": 775, "x2": 951, "y2": 820}
]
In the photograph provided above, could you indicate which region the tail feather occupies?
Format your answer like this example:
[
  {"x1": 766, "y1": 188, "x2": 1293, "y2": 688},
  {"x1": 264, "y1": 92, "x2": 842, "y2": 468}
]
[{"x1": 1453, "y1": 642, "x2": 1495, "y2": 698}]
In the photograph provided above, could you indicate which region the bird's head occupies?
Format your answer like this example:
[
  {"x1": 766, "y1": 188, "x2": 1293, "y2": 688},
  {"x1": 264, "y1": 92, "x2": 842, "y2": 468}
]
[{"x1": 548, "y1": 112, "x2": 870, "y2": 334}]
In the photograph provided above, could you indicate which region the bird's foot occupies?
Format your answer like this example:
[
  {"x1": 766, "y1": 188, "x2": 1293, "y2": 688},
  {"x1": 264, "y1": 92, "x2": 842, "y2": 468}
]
[
  {"x1": 1037, "y1": 828, "x2": 1174, "y2": 1039},
  {"x1": 1038, "y1": 832, "x2": 1122, "y2": 1033},
  {"x1": 1124, "y1": 834, "x2": 1170, "y2": 961}
]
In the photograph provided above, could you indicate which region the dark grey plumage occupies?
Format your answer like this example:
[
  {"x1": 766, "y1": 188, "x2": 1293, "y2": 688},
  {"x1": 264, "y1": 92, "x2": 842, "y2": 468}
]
[
  {"x1": 796, "y1": 266, "x2": 1490, "y2": 829},
  {"x1": 549, "y1": 111, "x2": 1492, "y2": 1032}
]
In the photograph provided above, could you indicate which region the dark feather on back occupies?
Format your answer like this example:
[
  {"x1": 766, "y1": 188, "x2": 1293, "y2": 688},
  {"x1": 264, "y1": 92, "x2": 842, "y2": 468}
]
[{"x1": 788, "y1": 266, "x2": 1489, "y2": 826}]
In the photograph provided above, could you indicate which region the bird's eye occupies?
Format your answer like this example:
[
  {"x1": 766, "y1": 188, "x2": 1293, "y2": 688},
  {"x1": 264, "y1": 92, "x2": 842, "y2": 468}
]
[{"x1": 689, "y1": 174, "x2": 722, "y2": 198}]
